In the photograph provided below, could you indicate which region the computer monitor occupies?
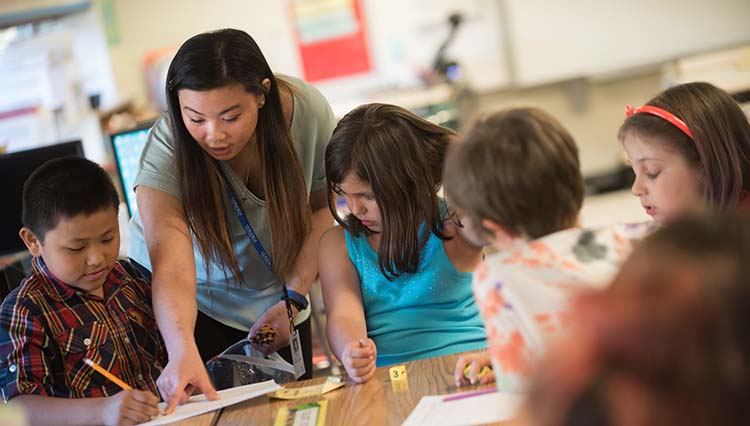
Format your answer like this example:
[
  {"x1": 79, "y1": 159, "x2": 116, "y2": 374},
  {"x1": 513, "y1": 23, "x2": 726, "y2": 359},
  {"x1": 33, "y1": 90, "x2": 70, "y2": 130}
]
[
  {"x1": 0, "y1": 140, "x2": 85, "y2": 256},
  {"x1": 108, "y1": 122, "x2": 154, "y2": 217}
]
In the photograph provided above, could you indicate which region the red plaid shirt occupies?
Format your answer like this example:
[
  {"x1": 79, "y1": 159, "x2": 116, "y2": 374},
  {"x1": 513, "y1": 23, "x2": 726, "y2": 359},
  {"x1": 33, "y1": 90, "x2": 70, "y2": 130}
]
[{"x1": 0, "y1": 258, "x2": 166, "y2": 401}]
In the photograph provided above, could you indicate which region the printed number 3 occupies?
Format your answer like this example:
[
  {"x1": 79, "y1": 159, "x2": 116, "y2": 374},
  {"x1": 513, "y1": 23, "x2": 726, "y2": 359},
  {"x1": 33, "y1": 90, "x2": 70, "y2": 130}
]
[{"x1": 389, "y1": 365, "x2": 406, "y2": 382}]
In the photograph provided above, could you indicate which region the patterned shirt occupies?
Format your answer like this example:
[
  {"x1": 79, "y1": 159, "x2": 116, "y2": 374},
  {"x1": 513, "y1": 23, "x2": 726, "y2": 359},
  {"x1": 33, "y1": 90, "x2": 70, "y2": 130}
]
[
  {"x1": 473, "y1": 222, "x2": 652, "y2": 392},
  {"x1": 0, "y1": 258, "x2": 166, "y2": 401}
]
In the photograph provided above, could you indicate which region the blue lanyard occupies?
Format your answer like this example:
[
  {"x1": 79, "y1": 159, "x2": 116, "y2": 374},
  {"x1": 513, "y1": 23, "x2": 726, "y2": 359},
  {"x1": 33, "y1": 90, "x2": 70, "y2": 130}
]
[
  {"x1": 224, "y1": 180, "x2": 274, "y2": 273},
  {"x1": 222, "y1": 172, "x2": 296, "y2": 334}
]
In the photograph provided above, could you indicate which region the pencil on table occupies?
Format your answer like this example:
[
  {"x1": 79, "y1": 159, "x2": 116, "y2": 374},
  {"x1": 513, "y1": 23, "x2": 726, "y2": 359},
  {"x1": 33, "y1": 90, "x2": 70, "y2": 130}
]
[{"x1": 83, "y1": 358, "x2": 132, "y2": 390}]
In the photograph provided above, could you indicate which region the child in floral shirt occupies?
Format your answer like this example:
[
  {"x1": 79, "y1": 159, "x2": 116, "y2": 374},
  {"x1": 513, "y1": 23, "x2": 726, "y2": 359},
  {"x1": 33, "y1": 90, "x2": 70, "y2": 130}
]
[{"x1": 443, "y1": 108, "x2": 650, "y2": 391}]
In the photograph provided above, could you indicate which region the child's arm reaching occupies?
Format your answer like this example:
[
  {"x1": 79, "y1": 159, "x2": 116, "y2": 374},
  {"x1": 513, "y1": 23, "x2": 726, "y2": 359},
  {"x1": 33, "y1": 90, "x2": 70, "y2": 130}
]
[
  {"x1": 318, "y1": 227, "x2": 377, "y2": 383},
  {"x1": 340, "y1": 338, "x2": 377, "y2": 383},
  {"x1": 11, "y1": 390, "x2": 160, "y2": 426}
]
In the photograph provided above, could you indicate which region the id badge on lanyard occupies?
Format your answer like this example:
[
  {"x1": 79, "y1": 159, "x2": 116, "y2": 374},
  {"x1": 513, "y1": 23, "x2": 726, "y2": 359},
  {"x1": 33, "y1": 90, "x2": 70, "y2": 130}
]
[{"x1": 223, "y1": 172, "x2": 306, "y2": 379}]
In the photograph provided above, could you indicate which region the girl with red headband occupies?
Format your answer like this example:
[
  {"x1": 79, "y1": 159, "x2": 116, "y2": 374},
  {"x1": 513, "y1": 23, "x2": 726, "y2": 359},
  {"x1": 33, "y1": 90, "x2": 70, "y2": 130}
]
[{"x1": 620, "y1": 82, "x2": 750, "y2": 223}]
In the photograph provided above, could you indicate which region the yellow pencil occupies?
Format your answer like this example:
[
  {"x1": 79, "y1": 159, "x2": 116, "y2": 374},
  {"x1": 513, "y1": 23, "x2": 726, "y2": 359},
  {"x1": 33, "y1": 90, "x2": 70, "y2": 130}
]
[{"x1": 83, "y1": 358, "x2": 132, "y2": 390}]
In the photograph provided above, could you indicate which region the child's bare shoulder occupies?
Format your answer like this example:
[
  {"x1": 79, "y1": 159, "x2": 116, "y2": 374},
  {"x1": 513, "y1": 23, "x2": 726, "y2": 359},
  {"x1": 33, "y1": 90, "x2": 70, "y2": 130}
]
[{"x1": 320, "y1": 226, "x2": 348, "y2": 254}]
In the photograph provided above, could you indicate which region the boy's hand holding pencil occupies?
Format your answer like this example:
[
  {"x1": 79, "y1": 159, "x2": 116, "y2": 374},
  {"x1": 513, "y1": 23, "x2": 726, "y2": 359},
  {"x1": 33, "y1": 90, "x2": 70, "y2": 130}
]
[
  {"x1": 85, "y1": 358, "x2": 161, "y2": 425},
  {"x1": 102, "y1": 388, "x2": 160, "y2": 426}
]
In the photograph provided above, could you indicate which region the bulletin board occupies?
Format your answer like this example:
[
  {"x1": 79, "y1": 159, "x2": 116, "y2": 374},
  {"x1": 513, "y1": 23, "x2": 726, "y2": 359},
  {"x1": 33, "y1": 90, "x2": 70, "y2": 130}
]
[{"x1": 290, "y1": 0, "x2": 373, "y2": 82}]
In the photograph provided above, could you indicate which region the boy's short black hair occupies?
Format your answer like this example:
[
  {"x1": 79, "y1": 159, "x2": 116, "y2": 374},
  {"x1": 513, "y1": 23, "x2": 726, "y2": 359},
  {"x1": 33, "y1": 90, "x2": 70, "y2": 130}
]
[{"x1": 22, "y1": 156, "x2": 120, "y2": 241}]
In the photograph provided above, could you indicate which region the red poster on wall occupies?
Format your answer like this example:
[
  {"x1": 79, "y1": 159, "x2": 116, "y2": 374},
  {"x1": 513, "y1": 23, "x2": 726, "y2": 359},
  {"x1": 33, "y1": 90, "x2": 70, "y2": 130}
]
[{"x1": 290, "y1": 0, "x2": 372, "y2": 82}]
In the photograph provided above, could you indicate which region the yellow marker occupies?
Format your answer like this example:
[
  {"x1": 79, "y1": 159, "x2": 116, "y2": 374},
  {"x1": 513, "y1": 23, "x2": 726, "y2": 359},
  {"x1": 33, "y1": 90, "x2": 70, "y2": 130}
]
[
  {"x1": 463, "y1": 364, "x2": 492, "y2": 381},
  {"x1": 389, "y1": 365, "x2": 409, "y2": 392}
]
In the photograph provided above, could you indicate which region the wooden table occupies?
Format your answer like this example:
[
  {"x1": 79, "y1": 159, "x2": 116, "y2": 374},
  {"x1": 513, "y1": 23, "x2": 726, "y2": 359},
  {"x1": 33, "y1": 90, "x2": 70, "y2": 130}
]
[{"x1": 173, "y1": 352, "x2": 515, "y2": 426}]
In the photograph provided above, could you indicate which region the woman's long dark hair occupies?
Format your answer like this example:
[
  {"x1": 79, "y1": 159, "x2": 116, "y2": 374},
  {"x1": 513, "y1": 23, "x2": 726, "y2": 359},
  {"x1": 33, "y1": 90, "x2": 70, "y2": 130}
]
[
  {"x1": 325, "y1": 103, "x2": 456, "y2": 279},
  {"x1": 166, "y1": 29, "x2": 310, "y2": 281}
]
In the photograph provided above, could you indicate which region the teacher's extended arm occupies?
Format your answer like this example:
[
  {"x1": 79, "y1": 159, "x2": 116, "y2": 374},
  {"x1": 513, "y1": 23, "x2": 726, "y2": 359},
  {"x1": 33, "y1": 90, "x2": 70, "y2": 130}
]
[{"x1": 136, "y1": 185, "x2": 219, "y2": 414}]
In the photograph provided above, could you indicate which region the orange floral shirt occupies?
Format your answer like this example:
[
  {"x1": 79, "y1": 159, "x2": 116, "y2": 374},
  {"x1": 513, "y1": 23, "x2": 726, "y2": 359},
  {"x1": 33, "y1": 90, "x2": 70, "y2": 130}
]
[{"x1": 473, "y1": 223, "x2": 652, "y2": 391}]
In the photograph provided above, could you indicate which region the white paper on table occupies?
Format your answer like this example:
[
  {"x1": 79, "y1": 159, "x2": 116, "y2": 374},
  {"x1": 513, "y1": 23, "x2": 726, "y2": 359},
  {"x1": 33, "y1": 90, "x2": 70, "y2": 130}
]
[
  {"x1": 137, "y1": 380, "x2": 281, "y2": 426},
  {"x1": 401, "y1": 392, "x2": 524, "y2": 426}
]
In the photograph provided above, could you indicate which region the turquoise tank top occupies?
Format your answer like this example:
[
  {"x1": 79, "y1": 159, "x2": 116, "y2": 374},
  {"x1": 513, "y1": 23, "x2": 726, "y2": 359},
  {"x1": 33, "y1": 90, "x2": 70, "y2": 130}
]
[{"x1": 345, "y1": 227, "x2": 487, "y2": 366}]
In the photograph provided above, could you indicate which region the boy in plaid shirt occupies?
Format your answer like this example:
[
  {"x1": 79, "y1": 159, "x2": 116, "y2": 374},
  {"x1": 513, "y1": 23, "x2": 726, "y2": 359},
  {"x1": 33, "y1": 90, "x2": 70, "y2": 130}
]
[{"x1": 0, "y1": 157, "x2": 166, "y2": 425}]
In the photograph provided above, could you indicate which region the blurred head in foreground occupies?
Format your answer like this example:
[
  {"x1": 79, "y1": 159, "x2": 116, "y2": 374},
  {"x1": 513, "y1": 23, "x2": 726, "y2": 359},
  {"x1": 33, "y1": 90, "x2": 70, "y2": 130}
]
[{"x1": 526, "y1": 211, "x2": 750, "y2": 426}]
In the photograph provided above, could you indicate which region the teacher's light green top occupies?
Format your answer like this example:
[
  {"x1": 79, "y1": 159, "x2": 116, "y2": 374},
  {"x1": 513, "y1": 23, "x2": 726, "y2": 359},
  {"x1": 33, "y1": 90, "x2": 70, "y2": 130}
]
[{"x1": 128, "y1": 75, "x2": 336, "y2": 331}]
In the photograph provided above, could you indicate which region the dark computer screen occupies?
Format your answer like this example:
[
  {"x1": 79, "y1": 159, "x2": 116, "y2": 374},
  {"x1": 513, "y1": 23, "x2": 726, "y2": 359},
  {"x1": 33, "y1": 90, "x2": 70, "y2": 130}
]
[
  {"x1": 0, "y1": 140, "x2": 85, "y2": 256},
  {"x1": 108, "y1": 122, "x2": 154, "y2": 217}
]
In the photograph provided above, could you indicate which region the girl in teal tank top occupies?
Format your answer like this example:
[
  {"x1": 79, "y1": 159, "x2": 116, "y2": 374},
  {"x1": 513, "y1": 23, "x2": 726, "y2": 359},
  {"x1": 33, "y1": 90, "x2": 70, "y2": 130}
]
[
  {"x1": 319, "y1": 103, "x2": 487, "y2": 384},
  {"x1": 344, "y1": 217, "x2": 487, "y2": 367}
]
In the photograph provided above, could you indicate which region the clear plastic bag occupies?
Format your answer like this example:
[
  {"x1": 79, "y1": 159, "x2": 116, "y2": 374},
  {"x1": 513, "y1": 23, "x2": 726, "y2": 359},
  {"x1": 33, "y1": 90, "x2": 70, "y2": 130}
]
[{"x1": 205, "y1": 338, "x2": 296, "y2": 390}]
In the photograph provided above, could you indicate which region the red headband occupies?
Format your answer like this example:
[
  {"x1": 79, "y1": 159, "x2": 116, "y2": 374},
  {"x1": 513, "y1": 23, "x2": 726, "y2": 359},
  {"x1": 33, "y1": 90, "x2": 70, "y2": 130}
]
[{"x1": 625, "y1": 105, "x2": 694, "y2": 140}]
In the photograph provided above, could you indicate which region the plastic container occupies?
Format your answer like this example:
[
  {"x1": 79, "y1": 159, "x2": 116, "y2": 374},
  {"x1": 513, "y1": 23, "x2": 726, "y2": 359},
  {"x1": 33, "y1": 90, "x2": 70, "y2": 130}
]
[{"x1": 205, "y1": 338, "x2": 296, "y2": 390}]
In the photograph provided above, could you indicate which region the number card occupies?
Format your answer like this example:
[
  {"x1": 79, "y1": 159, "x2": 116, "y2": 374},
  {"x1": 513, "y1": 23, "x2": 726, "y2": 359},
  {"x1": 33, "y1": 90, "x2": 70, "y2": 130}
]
[{"x1": 389, "y1": 365, "x2": 409, "y2": 392}]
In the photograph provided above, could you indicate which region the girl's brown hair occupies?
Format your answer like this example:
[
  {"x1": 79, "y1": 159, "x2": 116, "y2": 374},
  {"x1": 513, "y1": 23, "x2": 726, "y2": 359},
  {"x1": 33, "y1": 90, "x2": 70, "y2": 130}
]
[
  {"x1": 618, "y1": 82, "x2": 750, "y2": 210},
  {"x1": 166, "y1": 29, "x2": 311, "y2": 281},
  {"x1": 325, "y1": 103, "x2": 456, "y2": 279}
]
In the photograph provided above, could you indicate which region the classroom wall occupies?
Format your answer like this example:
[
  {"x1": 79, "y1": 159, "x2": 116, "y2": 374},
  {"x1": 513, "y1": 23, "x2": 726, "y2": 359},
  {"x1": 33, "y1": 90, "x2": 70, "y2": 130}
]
[
  {"x1": 107, "y1": 0, "x2": 301, "y2": 109},
  {"x1": 474, "y1": 72, "x2": 664, "y2": 174},
  {"x1": 502, "y1": 0, "x2": 750, "y2": 86},
  {"x1": 104, "y1": 0, "x2": 721, "y2": 175}
]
